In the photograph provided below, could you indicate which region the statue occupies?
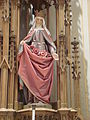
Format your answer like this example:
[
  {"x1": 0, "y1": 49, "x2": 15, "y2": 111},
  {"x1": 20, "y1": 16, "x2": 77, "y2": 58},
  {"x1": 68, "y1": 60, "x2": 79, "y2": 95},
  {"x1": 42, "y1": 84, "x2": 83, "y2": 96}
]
[{"x1": 18, "y1": 10, "x2": 59, "y2": 104}]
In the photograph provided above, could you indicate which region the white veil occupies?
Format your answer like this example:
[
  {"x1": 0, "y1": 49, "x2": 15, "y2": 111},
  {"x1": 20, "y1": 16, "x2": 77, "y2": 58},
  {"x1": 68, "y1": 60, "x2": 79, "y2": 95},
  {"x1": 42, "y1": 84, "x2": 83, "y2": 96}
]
[{"x1": 28, "y1": 17, "x2": 51, "y2": 36}]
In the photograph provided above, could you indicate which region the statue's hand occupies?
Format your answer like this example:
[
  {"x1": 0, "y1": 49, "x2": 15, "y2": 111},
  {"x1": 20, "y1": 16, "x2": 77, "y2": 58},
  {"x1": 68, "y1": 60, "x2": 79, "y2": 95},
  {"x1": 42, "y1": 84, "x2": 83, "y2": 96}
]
[
  {"x1": 52, "y1": 53, "x2": 59, "y2": 61},
  {"x1": 20, "y1": 40, "x2": 25, "y2": 45}
]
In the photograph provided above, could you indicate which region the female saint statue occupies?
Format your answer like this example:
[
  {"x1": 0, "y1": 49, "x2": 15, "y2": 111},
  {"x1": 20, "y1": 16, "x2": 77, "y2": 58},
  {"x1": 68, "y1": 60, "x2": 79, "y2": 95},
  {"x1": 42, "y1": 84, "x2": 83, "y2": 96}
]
[{"x1": 18, "y1": 11, "x2": 58, "y2": 104}]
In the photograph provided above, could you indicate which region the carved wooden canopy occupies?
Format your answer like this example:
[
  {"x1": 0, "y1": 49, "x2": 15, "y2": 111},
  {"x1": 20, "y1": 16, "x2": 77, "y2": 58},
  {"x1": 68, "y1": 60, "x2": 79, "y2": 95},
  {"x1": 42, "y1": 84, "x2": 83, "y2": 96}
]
[{"x1": 24, "y1": 0, "x2": 59, "y2": 10}]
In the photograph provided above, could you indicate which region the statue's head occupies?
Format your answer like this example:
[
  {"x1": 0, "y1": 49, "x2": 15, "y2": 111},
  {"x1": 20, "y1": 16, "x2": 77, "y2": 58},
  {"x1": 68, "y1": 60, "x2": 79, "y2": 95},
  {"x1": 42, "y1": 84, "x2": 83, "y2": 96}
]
[
  {"x1": 29, "y1": 10, "x2": 50, "y2": 35},
  {"x1": 35, "y1": 17, "x2": 43, "y2": 27},
  {"x1": 35, "y1": 10, "x2": 45, "y2": 27}
]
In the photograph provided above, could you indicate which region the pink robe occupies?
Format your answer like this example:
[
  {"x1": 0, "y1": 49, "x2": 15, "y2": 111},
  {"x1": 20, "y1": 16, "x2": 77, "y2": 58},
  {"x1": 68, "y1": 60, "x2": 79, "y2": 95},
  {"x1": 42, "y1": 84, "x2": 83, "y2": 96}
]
[{"x1": 18, "y1": 29, "x2": 56, "y2": 103}]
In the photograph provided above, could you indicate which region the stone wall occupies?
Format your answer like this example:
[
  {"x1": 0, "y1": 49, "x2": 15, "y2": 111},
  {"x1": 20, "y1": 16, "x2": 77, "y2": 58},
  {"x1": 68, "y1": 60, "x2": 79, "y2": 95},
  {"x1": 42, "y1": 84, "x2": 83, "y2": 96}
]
[{"x1": 71, "y1": 0, "x2": 90, "y2": 119}]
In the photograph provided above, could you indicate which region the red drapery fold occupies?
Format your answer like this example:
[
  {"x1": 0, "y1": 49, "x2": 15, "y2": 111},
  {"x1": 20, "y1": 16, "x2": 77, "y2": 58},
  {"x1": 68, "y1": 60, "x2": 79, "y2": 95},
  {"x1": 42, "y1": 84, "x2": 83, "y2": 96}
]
[{"x1": 18, "y1": 43, "x2": 54, "y2": 103}]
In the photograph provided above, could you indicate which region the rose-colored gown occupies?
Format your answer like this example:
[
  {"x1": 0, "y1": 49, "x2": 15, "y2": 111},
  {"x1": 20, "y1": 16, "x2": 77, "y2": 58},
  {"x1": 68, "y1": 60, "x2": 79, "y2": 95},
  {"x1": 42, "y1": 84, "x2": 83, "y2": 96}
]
[{"x1": 18, "y1": 28, "x2": 56, "y2": 104}]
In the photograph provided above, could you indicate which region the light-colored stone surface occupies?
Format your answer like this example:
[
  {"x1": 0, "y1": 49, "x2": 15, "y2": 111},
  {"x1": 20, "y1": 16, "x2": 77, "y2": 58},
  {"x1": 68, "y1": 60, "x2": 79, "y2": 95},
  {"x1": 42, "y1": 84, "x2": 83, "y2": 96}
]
[
  {"x1": 0, "y1": 108, "x2": 16, "y2": 112},
  {"x1": 17, "y1": 107, "x2": 57, "y2": 113},
  {"x1": 87, "y1": 0, "x2": 90, "y2": 114},
  {"x1": 71, "y1": 0, "x2": 90, "y2": 119}
]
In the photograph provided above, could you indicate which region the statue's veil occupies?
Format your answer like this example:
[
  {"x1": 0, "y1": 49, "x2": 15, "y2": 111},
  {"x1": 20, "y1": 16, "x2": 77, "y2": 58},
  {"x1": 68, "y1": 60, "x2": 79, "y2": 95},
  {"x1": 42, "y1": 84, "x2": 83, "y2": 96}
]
[{"x1": 28, "y1": 17, "x2": 51, "y2": 36}]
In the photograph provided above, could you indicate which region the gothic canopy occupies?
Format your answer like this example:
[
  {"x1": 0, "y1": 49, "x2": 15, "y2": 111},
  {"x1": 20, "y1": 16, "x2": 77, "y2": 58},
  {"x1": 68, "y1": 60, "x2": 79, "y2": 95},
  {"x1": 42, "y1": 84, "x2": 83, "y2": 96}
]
[{"x1": 24, "y1": 0, "x2": 59, "y2": 10}]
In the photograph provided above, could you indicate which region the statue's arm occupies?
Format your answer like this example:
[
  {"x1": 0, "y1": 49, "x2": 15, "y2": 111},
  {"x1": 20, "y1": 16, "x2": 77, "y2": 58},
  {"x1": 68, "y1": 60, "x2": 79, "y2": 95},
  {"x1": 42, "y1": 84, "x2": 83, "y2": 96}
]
[
  {"x1": 20, "y1": 36, "x2": 33, "y2": 45},
  {"x1": 49, "y1": 45, "x2": 59, "y2": 61},
  {"x1": 18, "y1": 31, "x2": 34, "y2": 54},
  {"x1": 49, "y1": 45, "x2": 56, "y2": 54},
  {"x1": 18, "y1": 37, "x2": 31, "y2": 54},
  {"x1": 20, "y1": 30, "x2": 35, "y2": 45}
]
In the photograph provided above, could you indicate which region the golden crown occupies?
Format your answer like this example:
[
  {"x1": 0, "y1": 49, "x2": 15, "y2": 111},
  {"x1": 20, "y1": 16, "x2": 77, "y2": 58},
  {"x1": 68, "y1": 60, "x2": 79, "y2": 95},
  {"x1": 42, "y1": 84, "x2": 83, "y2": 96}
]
[{"x1": 35, "y1": 10, "x2": 45, "y2": 18}]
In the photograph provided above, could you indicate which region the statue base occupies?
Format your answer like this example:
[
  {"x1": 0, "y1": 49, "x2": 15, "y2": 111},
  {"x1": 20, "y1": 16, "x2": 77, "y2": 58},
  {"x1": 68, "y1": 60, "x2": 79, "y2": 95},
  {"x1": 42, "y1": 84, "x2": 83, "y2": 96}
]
[{"x1": 23, "y1": 101, "x2": 52, "y2": 109}]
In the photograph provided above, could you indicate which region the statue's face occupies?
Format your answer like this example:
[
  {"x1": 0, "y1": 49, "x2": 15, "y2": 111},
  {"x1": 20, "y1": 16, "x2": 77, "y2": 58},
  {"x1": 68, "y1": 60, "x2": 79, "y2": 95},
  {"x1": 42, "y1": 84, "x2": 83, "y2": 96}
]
[{"x1": 36, "y1": 17, "x2": 43, "y2": 27}]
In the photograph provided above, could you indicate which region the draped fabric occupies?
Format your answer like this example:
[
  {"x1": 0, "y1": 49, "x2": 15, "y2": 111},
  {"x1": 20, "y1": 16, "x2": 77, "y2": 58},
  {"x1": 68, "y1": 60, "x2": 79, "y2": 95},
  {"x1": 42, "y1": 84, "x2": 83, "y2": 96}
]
[{"x1": 18, "y1": 43, "x2": 54, "y2": 103}]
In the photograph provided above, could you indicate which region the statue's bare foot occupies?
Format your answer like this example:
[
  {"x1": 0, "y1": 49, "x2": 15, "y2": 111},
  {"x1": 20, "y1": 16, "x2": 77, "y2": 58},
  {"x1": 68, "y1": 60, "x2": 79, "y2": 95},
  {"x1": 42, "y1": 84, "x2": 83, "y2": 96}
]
[{"x1": 37, "y1": 101, "x2": 45, "y2": 105}]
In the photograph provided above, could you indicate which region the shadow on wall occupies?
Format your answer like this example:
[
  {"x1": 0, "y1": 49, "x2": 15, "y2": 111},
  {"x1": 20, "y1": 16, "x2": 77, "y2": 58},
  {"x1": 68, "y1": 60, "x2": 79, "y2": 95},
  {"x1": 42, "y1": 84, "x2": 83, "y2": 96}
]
[{"x1": 71, "y1": 0, "x2": 89, "y2": 120}]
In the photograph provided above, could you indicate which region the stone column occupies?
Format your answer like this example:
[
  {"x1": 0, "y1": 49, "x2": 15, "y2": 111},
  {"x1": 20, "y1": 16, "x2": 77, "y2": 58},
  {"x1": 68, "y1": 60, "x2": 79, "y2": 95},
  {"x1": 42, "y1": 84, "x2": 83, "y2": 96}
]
[
  {"x1": 64, "y1": 0, "x2": 73, "y2": 108},
  {"x1": 71, "y1": 38, "x2": 81, "y2": 111},
  {"x1": 59, "y1": 33, "x2": 68, "y2": 108},
  {"x1": 8, "y1": 0, "x2": 17, "y2": 109},
  {"x1": 0, "y1": 31, "x2": 3, "y2": 108},
  {"x1": 8, "y1": 35, "x2": 15, "y2": 109},
  {"x1": 14, "y1": 0, "x2": 21, "y2": 110},
  {"x1": 0, "y1": 0, "x2": 10, "y2": 108},
  {"x1": 56, "y1": 3, "x2": 61, "y2": 109},
  {"x1": 57, "y1": 0, "x2": 68, "y2": 108}
]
